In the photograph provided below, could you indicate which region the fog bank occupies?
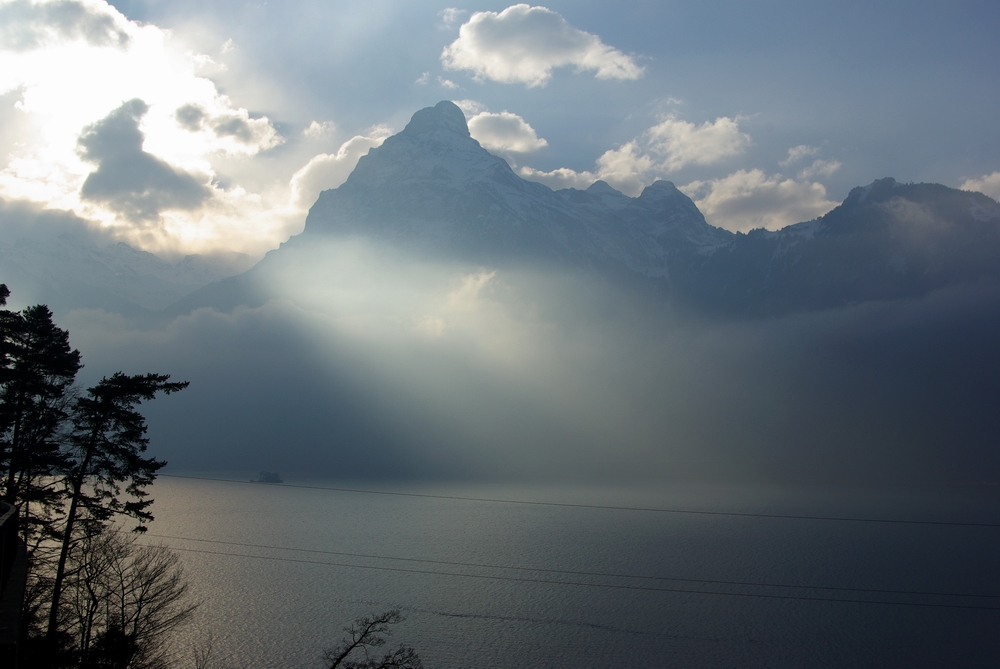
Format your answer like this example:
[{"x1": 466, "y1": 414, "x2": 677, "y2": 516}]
[{"x1": 62, "y1": 239, "x2": 1000, "y2": 486}]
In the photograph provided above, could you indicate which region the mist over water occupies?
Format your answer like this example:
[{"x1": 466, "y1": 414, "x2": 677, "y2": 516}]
[{"x1": 59, "y1": 237, "x2": 1000, "y2": 487}]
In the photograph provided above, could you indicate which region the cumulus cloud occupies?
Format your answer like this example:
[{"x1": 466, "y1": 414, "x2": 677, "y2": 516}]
[
  {"x1": 441, "y1": 4, "x2": 643, "y2": 87},
  {"x1": 647, "y1": 116, "x2": 750, "y2": 172},
  {"x1": 289, "y1": 128, "x2": 391, "y2": 209},
  {"x1": 961, "y1": 172, "x2": 1000, "y2": 200},
  {"x1": 681, "y1": 169, "x2": 837, "y2": 232},
  {"x1": 171, "y1": 103, "x2": 282, "y2": 153},
  {"x1": 0, "y1": 0, "x2": 129, "y2": 52},
  {"x1": 0, "y1": 0, "x2": 292, "y2": 256},
  {"x1": 467, "y1": 110, "x2": 548, "y2": 156},
  {"x1": 779, "y1": 144, "x2": 820, "y2": 167},
  {"x1": 519, "y1": 115, "x2": 747, "y2": 195},
  {"x1": 78, "y1": 99, "x2": 211, "y2": 222},
  {"x1": 437, "y1": 76, "x2": 459, "y2": 89}
]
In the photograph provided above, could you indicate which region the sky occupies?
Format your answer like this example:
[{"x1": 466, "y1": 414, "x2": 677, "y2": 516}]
[
  {"x1": 3, "y1": 0, "x2": 1000, "y2": 486},
  {"x1": 1, "y1": 0, "x2": 999, "y2": 259}
]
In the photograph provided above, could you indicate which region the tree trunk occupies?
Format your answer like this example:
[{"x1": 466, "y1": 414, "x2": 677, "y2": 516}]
[{"x1": 47, "y1": 444, "x2": 93, "y2": 640}]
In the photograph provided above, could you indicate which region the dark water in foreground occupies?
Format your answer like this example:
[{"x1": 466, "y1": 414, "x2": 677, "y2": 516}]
[{"x1": 146, "y1": 477, "x2": 1000, "y2": 668}]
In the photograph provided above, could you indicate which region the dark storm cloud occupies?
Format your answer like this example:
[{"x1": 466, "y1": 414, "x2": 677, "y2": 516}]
[
  {"x1": 174, "y1": 104, "x2": 206, "y2": 132},
  {"x1": 0, "y1": 0, "x2": 129, "y2": 51},
  {"x1": 78, "y1": 99, "x2": 211, "y2": 222},
  {"x1": 211, "y1": 115, "x2": 255, "y2": 142},
  {"x1": 175, "y1": 103, "x2": 265, "y2": 146}
]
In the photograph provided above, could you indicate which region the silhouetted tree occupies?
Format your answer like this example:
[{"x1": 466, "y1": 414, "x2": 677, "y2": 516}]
[
  {"x1": 0, "y1": 285, "x2": 192, "y2": 667},
  {"x1": 0, "y1": 289, "x2": 82, "y2": 546},
  {"x1": 323, "y1": 609, "x2": 422, "y2": 669},
  {"x1": 63, "y1": 528, "x2": 195, "y2": 669},
  {"x1": 46, "y1": 372, "x2": 188, "y2": 642}
]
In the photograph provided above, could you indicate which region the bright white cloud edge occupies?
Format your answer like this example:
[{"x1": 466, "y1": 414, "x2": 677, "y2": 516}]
[
  {"x1": 0, "y1": 0, "x2": 294, "y2": 256},
  {"x1": 441, "y1": 4, "x2": 643, "y2": 87},
  {"x1": 962, "y1": 172, "x2": 1000, "y2": 201}
]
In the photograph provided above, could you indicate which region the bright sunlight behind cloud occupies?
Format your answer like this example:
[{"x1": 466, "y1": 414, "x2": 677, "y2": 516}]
[{"x1": 0, "y1": 0, "x2": 294, "y2": 257}]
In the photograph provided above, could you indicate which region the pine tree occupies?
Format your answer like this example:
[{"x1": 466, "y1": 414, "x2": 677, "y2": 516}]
[
  {"x1": 0, "y1": 287, "x2": 82, "y2": 546},
  {"x1": 46, "y1": 372, "x2": 188, "y2": 642}
]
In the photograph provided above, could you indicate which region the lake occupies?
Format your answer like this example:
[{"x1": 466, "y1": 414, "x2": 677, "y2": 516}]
[{"x1": 145, "y1": 476, "x2": 1000, "y2": 668}]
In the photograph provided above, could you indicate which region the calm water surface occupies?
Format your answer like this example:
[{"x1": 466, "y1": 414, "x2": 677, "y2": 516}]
[{"x1": 145, "y1": 477, "x2": 1000, "y2": 668}]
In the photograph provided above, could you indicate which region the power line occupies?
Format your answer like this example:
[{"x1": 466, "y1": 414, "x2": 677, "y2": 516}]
[
  {"x1": 146, "y1": 532, "x2": 1000, "y2": 601},
  {"x1": 159, "y1": 474, "x2": 1000, "y2": 528},
  {"x1": 147, "y1": 543, "x2": 1000, "y2": 612}
]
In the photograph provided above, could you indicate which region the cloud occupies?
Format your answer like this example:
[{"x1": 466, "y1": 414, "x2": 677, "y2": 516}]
[
  {"x1": 777, "y1": 146, "x2": 841, "y2": 180},
  {"x1": 797, "y1": 158, "x2": 841, "y2": 180},
  {"x1": 961, "y1": 172, "x2": 1000, "y2": 200},
  {"x1": 174, "y1": 104, "x2": 206, "y2": 132},
  {"x1": 468, "y1": 110, "x2": 548, "y2": 156},
  {"x1": 289, "y1": 128, "x2": 391, "y2": 209},
  {"x1": 0, "y1": 0, "x2": 291, "y2": 256},
  {"x1": 441, "y1": 4, "x2": 643, "y2": 87},
  {"x1": 647, "y1": 116, "x2": 750, "y2": 172},
  {"x1": 517, "y1": 166, "x2": 596, "y2": 191},
  {"x1": 77, "y1": 99, "x2": 211, "y2": 222},
  {"x1": 0, "y1": 0, "x2": 129, "y2": 52},
  {"x1": 680, "y1": 168, "x2": 837, "y2": 232},
  {"x1": 779, "y1": 144, "x2": 820, "y2": 167},
  {"x1": 452, "y1": 99, "x2": 486, "y2": 116},
  {"x1": 303, "y1": 120, "x2": 336, "y2": 139},
  {"x1": 516, "y1": 144, "x2": 645, "y2": 194},
  {"x1": 414, "y1": 71, "x2": 430, "y2": 85},
  {"x1": 437, "y1": 7, "x2": 467, "y2": 30},
  {"x1": 518, "y1": 115, "x2": 747, "y2": 195},
  {"x1": 171, "y1": 103, "x2": 282, "y2": 153},
  {"x1": 0, "y1": 193, "x2": 108, "y2": 245},
  {"x1": 437, "y1": 76, "x2": 459, "y2": 89}
]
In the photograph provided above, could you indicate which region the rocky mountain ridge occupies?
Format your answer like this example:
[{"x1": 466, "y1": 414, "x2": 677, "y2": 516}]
[
  {"x1": 301, "y1": 101, "x2": 730, "y2": 280},
  {"x1": 295, "y1": 100, "x2": 1000, "y2": 317},
  {"x1": 682, "y1": 177, "x2": 1000, "y2": 315},
  {"x1": 6, "y1": 100, "x2": 1000, "y2": 319}
]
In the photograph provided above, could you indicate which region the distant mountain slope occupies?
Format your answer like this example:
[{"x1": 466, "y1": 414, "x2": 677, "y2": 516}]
[
  {"x1": 303, "y1": 101, "x2": 729, "y2": 277},
  {"x1": 0, "y1": 217, "x2": 254, "y2": 314},
  {"x1": 681, "y1": 178, "x2": 1000, "y2": 316},
  {"x1": 175, "y1": 101, "x2": 1000, "y2": 320}
]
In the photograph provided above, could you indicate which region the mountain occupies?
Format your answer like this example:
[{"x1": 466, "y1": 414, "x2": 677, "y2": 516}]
[
  {"x1": 176, "y1": 101, "x2": 1000, "y2": 319},
  {"x1": 173, "y1": 101, "x2": 732, "y2": 314},
  {"x1": 682, "y1": 178, "x2": 1000, "y2": 316},
  {"x1": 0, "y1": 226, "x2": 254, "y2": 315},
  {"x1": 303, "y1": 100, "x2": 729, "y2": 276}
]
